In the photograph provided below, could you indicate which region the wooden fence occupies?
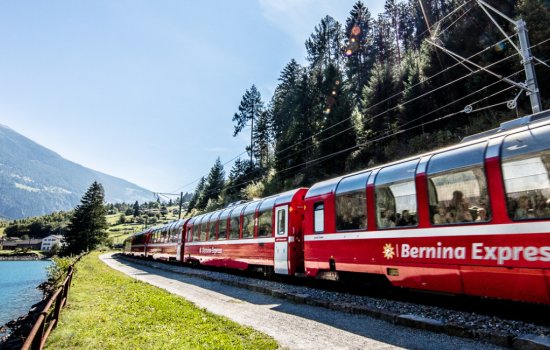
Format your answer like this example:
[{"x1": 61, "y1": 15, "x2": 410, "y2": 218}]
[{"x1": 21, "y1": 255, "x2": 84, "y2": 350}]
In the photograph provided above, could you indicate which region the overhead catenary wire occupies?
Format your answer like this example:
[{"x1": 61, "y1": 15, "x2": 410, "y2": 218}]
[
  {"x1": 274, "y1": 51, "x2": 520, "y2": 166},
  {"x1": 275, "y1": 35, "x2": 517, "y2": 157}
]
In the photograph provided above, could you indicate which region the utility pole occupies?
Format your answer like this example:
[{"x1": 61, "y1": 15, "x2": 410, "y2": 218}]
[
  {"x1": 250, "y1": 100, "x2": 254, "y2": 166},
  {"x1": 516, "y1": 19, "x2": 542, "y2": 113},
  {"x1": 476, "y1": 0, "x2": 541, "y2": 114},
  {"x1": 178, "y1": 191, "x2": 183, "y2": 220}
]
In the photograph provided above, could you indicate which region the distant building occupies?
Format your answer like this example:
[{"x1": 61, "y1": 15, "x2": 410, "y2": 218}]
[
  {"x1": 41, "y1": 235, "x2": 63, "y2": 251},
  {"x1": 2, "y1": 238, "x2": 43, "y2": 251}
]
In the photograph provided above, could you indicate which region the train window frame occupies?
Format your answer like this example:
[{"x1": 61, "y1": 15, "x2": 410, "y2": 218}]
[
  {"x1": 335, "y1": 172, "x2": 369, "y2": 231},
  {"x1": 427, "y1": 142, "x2": 490, "y2": 226},
  {"x1": 314, "y1": 202, "x2": 325, "y2": 233},
  {"x1": 375, "y1": 159, "x2": 419, "y2": 229},
  {"x1": 501, "y1": 129, "x2": 550, "y2": 221}
]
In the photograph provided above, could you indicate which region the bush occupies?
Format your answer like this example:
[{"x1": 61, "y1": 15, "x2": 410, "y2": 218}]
[
  {"x1": 117, "y1": 214, "x2": 126, "y2": 225},
  {"x1": 40, "y1": 256, "x2": 78, "y2": 295}
]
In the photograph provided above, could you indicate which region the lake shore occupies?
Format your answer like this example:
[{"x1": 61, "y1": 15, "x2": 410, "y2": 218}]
[{"x1": 0, "y1": 253, "x2": 45, "y2": 261}]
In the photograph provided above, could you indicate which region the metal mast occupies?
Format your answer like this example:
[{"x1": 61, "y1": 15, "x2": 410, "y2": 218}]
[{"x1": 425, "y1": 0, "x2": 542, "y2": 114}]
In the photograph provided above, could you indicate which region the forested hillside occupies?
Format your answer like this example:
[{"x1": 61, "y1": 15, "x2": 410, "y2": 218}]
[
  {"x1": 0, "y1": 124, "x2": 154, "y2": 219},
  {"x1": 185, "y1": 0, "x2": 550, "y2": 214}
]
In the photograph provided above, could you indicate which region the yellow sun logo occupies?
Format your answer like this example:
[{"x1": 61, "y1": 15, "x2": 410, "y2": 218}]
[{"x1": 383, "y1": 243, "x2": 395, "y2": 259}]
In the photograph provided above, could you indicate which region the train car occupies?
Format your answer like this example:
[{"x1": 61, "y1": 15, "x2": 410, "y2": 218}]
[
  {"x1": 146, "y1": 220, "x2": 186, "y2": 261},
  {"x1": 123, "y1": 228, "x2": 153, "y2": 258},
  {"x1": 183, "y1": 188, "x2": 308, "y2": 275},
  {"x1": 303, "y1": 110, "x2": 550, "y2": 304}
]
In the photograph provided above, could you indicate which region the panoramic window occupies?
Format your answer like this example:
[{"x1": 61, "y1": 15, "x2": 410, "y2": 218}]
[
  {"x1": 208, "y1": 214, "x2": 218, "y2": 241},
  {"x1": 257, "y1": 209, "x2": 272, "y2": 237},
  {"x1": 375, "y1": 159, "x2": 419, "y2": 228},
  {"x1": 199, "y1": 216, "x2": 208, "y2": 241},
  {"x1": 335, "y1": 172, "x2": 369, "y2": 231},
  {"x1": 242, "y1": 202, "x2": 260, "y2": 239},
  {"x1": 502, "y1": 126, "x2": 550, "y2": 220},
  {"x1": 229, "y1": 206, "x2": 243, "y2": 239},
  {"x1": 217, "y1": 208, "x2": 231, "y2": 240},
  {"x1": 257, "y1": 196, "x2": 276, "y2": 237},
  {"x1": 428, "y1": 143, "x2": 490, "y2": 225},
  {"x1": 192, "y1": 219, "x2": 200, "y2": 241}
]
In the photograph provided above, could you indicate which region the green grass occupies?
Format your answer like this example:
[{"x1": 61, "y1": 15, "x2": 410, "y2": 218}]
[{"x1": 45, "y1": 252, "x2": 278, "y2": 350}]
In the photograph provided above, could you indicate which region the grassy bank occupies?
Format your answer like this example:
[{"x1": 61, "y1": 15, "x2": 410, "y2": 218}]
[{"x1": 45, "y1": 252, "x2": 278, "y2": 350}]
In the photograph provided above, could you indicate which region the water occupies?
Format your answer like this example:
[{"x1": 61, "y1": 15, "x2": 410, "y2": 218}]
[{"x1": 0, "y1": 260, "x2": 50, "y2": 329}]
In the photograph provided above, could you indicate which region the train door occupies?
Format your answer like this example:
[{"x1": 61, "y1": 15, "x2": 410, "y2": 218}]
[
  {"x1": 176, "y1": 223, "x2": 182, "y2": 261},
  {"x1": 274, "y1": 205, "x2": 289, "y2": 274}
]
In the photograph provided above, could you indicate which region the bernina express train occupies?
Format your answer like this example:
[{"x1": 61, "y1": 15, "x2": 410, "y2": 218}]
[{"x1": 124, "y1": 110, "x2": 550, "y2": 304}]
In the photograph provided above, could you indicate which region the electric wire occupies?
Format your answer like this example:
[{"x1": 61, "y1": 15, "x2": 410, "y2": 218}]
[
  {"x1": 275, "y1": 52, "x2": 520, "y2": 165},
  {"x1": 275, "y1": 36, "x2": 516, "y2": 157}
]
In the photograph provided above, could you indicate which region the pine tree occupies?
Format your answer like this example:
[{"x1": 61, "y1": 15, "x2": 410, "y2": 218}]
[
  {"x1": 223, "y1": 158, "x2": 260, "y2": 203},
  {"x1": 133, "y1": 201, "x2": 140, "y2": 217},
  {"x1": 187, "y1": 177, "x2": 206, "y2": 213},
  {"x1": 306, "y1": 16, "x2": 345, "y2": 72},
  {"x1": 197, "y1": 158, "x2": 226, "y2": 210},
  {"x1": 232, "y1": 85, "x2": 265, "y2": 165},
  {"x1": 316, "y1": 64, "x2": 355, "y2": 176},
  {"x1": 271, "y1": 60, "x2": 303, "y2": 137},
  {"x1": 344, "y1": 1, "x2": 376, "y2": 101},
  {"x1": 253, "y1": 109, "x2": 273, "y2": 169},
  {"x1": 63, "y1": 181, "x2": 108, "y2": 255}
]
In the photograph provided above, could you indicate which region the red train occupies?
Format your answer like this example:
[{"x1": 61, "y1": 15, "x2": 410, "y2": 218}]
[{"x1": 124, "y1": 111, "x2": 550, "y2": 304}]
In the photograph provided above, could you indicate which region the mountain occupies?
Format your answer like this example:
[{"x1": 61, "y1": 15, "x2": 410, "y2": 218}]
[{"x1": 0, "y1": 124, "x2": 154, "y2": 219}]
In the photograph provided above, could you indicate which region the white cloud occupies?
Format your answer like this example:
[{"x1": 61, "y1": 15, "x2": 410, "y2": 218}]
[{"x1": 259, "y1": 0, "x2": 328, "y2": 45}]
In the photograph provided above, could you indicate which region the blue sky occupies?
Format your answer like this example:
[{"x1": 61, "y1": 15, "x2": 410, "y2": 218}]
[{"x1": 0, "y1": 0, "x2": 385, "y2": 195}]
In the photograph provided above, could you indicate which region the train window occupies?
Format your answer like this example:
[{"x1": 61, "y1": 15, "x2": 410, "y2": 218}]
[
  {"x1": 242, "y1": 202, "x2": 259, "y2": 239},
  {"x1": 192, "y1": 221, "x2": 200, "y2": 241},
  {"x1": 229, "y1": 206, "x2": 243, "y2": 239},
  {"x1": 217, "y1": 208, "x2": 232, "y2": 240},
  {"x1": 242, "y1": 213, "x2": 254, "y2": 238},
  {"x1": 375, "y1": 159, "x2": 419, "y2": 228},
  {"x1": 200, "y1": 216, "x2": 209, "y2": 241},
  {"x1": 314, "y1": 202, "x2": 324, "y2": 233},
  {"x1": 427, "y1": 143, "x2": 490, "y2": 225},
  {"x1": 257, "y1": 210, "x2": 272, "y2": 237},
  {"x1": 335, "y1": 172, "x2": 369, "y2": 231},
  {"x1": 277, "y1": 208, "x2": 286, "y2": 235},
  {"x1": 208, "y1": 215, "x2": 218, "y2": 241},
  {"x1": 257, "y1": 196, "x2": 276, "y2": 237},
  {"x1": 502, "y1": 126, "x2": 550, "y2": 220}
]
